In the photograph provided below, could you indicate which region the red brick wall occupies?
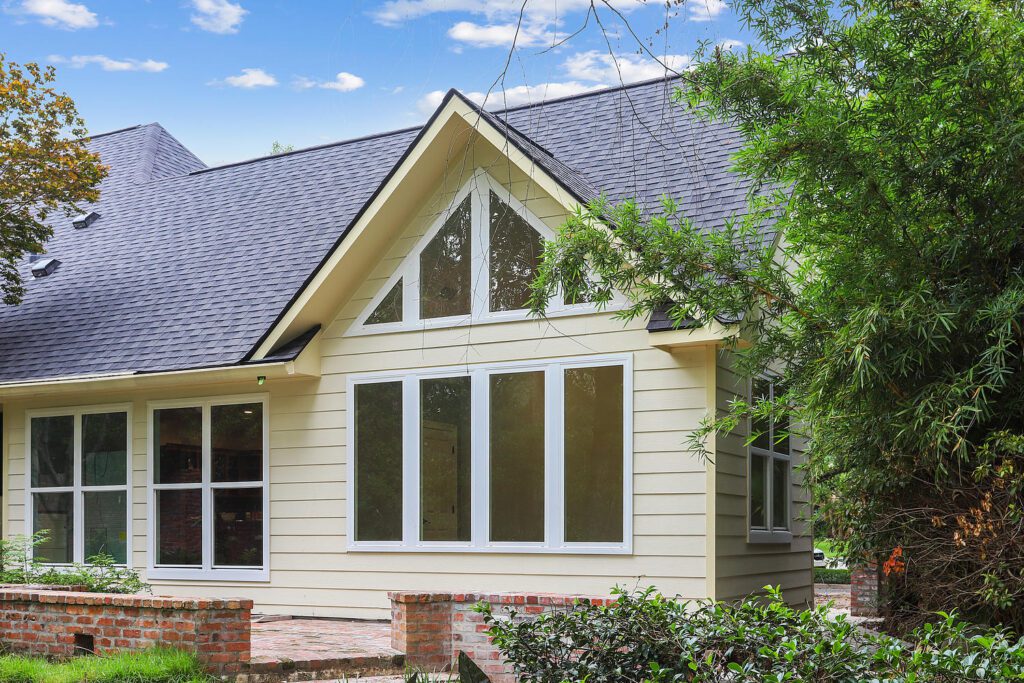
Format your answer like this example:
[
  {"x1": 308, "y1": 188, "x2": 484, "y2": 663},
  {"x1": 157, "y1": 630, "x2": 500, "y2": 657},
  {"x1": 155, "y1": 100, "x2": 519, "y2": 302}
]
[
  {"x1": 390, "y1": 591, "x2": 614, "y2": 682},
  {"x1": 0, "y1": 588, "x2": 252, "y2": 677},
  {"x1": 850, "y1": 565, "x2": 882, "y2": 617}
]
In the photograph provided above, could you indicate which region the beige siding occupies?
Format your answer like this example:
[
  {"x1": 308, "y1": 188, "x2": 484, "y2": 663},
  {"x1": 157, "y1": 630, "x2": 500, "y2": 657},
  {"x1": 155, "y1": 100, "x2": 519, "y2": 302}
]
[
  {"x1": 2, "y1": 149, "x2": 717, "y2": 618},
  {"x1": 713, "y1": 349, "x2": 813, "y2": 605}
]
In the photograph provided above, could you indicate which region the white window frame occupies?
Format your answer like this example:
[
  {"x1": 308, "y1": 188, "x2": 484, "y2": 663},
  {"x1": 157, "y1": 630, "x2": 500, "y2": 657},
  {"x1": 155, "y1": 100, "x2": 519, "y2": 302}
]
[
  {"x1": 147, "y1": 394, "x2": 270, "y2": 582},
  {"x1": 347, "y1": 169, "x2": 622, "y2": 336},
  {"x1": 747, "y1": 377, "x2": 792, "y2": 544},
  {"x1": 25, "y1": 404, "x2": 133, "y2": 566},
  {"x1": 347, "y1": 353, "x2": 634, "y2": 554}
]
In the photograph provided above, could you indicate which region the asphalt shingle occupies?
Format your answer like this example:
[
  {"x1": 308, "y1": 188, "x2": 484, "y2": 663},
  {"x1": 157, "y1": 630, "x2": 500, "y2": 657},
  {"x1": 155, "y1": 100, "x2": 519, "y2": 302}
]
[{"x1": 0, "y1": 79, "x2": 756, "y2": 384}]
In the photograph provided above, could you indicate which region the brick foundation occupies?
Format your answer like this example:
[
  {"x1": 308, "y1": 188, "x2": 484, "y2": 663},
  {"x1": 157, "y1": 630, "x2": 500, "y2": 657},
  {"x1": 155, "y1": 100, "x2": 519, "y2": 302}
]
[
  {"x1": 0, "y1": 587, "x2": 253, "y2": 678},
  {"x1": 390, "y1": 591, "x2": 615, "y2": 682},
  {"x1": 850, "y1": 565, "x2": 882, "y2": 617}
]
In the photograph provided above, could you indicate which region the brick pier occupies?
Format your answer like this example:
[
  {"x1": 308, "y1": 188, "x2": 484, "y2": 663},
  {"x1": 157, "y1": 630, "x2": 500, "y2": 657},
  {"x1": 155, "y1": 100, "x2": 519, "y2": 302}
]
[{"x1": 390, "y1": 590, "x2": 615, "y2": 681}]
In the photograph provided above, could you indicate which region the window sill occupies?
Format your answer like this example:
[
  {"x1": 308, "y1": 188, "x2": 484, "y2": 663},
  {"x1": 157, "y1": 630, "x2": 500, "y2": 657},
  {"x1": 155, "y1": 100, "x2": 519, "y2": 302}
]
[
  {"x1": 146, "y1": 567, "x2": 270, "y2": 583},
  {"x1": 747, "y1": 529, "x2": 793, "y2": 545},
  {"x1": 346, "y1": 543, "x2": 632, "y2": 555}
]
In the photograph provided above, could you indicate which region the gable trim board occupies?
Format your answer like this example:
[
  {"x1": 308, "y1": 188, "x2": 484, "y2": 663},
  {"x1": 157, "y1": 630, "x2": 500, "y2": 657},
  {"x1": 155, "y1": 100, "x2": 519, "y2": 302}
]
[
  {"x1": 2, "y1": 83, "x2": 812, "y2": 617},
  {"x1": 248, "y1": 91, "x2": 595, "y2": 363}
]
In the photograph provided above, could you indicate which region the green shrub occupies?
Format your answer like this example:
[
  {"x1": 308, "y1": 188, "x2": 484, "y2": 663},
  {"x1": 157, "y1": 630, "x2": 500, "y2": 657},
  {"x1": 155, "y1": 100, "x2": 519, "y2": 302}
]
[
  {"x1": 0, "y1": 533, "x2": 148, "y2": 594},
  {"x1": 814, "y1": 567, "x2": 852, "y2": 584},
  {"x1": 480, "y1": 586, "x2": 1024, "y2": 682},
  {"x1": 0, "y1": 648, "x2": 209, "y2": 683}
]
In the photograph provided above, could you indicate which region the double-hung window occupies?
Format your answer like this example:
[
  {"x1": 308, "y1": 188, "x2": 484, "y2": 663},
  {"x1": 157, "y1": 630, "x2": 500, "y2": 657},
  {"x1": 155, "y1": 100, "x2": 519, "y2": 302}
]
[
  {"x1": 26, "y1": 406, "x2": 131, "y2": 565},
  {"x1": 148, "y1": 395, "x2": 269, "y2": 581},
  {"x1": 748, "y1": 377, "x2": 792, "y2": 543},
  {"x1": 349, "y1": 355, "x2": 632, "y2": 552}
]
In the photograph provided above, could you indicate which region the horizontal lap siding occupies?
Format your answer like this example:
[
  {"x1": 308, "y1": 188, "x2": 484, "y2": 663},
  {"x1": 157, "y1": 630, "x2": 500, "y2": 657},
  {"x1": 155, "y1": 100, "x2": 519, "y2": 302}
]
[
  {"x1": 2, "y1": 149, "x2": 714, "y2": 618},
  {"x1": 714, "y1": 350, "x2": 813, "y2": 606}
]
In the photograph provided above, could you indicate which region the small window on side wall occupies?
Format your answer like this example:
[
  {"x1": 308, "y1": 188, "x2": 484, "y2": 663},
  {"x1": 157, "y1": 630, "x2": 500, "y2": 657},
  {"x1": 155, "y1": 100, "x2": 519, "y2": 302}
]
[{"x1": 748, "y1": 377, "x2": 792, "y2": 543}]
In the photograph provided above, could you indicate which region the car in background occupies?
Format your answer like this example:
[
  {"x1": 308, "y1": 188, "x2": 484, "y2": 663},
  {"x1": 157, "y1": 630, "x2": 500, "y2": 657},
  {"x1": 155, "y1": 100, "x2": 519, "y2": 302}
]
[{"x1": 813, "y1": 548, "x2": 827, "y2": 567}]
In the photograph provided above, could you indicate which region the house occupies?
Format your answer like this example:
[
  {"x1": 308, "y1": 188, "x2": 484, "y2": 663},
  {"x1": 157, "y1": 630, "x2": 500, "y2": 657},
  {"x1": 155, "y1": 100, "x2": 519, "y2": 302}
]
[{"x1": 0, "y1": 78, "x2": 811, "y2": 619}]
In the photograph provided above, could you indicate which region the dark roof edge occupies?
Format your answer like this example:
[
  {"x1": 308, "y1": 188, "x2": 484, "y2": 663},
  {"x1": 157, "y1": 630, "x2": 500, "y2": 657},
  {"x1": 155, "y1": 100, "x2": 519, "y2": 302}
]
[
  {"x1": 82, "y1": 124, "x2": 144, "y2": 142},
  {"x1": 189, "y1": 76, "x2": 682, "y2": 178},
  {"x1": 450, "y1": 89, "x2": 592, "y2": 206},
  {"x1": 494, "y1": 75, "x2": 681, "y2": 114},
  {"x1": 189, "y1": 123, "x2": 424, "y2": 176},
  {"x1": 239, "y1": 88, "x2": 463, "y2": 362}
]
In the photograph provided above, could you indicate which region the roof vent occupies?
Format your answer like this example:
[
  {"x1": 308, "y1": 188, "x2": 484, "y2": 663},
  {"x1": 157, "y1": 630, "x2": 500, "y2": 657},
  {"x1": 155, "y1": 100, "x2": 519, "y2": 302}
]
[
  {"x1": 72, "y1": 211, "x2": 100, "y2": 229},
  {"x1": 31, "y1": 257, "x2": 61, "y2": 278}
]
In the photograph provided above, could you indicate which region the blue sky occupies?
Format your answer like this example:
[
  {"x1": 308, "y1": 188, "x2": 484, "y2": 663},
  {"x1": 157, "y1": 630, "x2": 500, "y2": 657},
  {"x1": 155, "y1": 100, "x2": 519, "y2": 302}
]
[{"x1": 1, "y1": 0, "x2": 752, "y2": 165}]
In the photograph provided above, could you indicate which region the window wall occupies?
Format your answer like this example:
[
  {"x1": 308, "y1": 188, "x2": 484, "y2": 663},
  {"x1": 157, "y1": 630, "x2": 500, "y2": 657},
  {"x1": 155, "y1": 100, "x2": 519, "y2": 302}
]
[{"x1": 349, "y1": 355, "x2": 632, "y2": 553}]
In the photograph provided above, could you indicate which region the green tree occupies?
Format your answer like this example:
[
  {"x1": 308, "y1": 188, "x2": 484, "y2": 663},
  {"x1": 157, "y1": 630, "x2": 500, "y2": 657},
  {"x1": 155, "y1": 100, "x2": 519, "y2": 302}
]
[
  {"x1": 0, "y1": 54, "x2": 107, "y2": 304},
  {"x1": 531, "y1": 0, "x2": 1024, "y2": 628},
  {"x1": 270, "y1": 141, "x2": 294, "y2": 154}
]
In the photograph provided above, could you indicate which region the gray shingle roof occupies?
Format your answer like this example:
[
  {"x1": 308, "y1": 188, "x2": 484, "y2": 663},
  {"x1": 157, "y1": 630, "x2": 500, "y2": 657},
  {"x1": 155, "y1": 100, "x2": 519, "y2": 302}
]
[{"x1": 0, "y1": 79, "x2": 753, "y2": 384}]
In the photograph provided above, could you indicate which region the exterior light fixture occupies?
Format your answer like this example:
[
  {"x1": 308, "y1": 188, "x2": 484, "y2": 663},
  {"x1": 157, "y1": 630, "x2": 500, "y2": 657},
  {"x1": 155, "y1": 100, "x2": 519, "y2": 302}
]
[{"x1": 257, "y1": 375, "x2": 266, "y2": 386}]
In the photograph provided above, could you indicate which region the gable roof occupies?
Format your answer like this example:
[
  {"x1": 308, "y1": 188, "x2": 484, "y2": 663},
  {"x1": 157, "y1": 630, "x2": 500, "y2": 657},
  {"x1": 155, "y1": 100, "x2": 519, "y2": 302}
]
[{"x1": 0, "y1": 78, "x2": 755, "y2": 386}]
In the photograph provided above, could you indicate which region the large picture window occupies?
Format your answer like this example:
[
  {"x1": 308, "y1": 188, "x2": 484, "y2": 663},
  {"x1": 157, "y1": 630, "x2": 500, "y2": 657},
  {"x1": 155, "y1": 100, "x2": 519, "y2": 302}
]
[
  {"x1": 26, "y1": 406, "x2": 131, "y2": 565},
  {"x1": 350, "y1": 171, "x2": 609, "y2": 335},
  {"x1": 148, "y1": 395, "x2": 268, "y2": 581},
  {"x1": 748, "y1": 377, "x2": 792, "y2": 543},
  {"x1": 348, "y1": 355, "x2": 632, "y2": 553}
]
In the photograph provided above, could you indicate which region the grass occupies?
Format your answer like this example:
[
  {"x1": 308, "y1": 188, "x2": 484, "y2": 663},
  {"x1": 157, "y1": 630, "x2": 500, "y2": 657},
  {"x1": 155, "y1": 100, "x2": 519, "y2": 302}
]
[
  {"x1": 814, "y1": 538, "x2": 846, "y2": 559},
  {"x1": 0, "y1": 649, "x2": 210, "y2": 683}
]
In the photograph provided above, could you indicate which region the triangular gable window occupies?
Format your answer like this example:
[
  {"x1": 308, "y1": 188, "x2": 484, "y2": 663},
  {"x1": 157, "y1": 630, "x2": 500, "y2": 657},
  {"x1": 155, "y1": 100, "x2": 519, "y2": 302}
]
[
  {"x1": 366, "y1": 278, "x2": 403, "y2": 324},
  {"x1": 351, "y1": 170, "x2": 598, "y2": 335},
  {"x1": 420, "y1": 196, "x2": 472, "y2": 319},
  {"x1": 489, "y1": 190, "x2": 543, "y2": 312}
]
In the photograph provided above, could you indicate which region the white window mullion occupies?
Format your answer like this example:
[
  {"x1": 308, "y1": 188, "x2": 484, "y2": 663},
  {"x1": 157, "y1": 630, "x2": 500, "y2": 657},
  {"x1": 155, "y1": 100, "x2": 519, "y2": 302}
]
[
  {"x1": 201, "y1": 405, "x2": 213, "y2": 573},
  {"x1": 471, "y1": 369, "x2": 488, "y2": 549},
  {"x1": 546, "y1": 365, "x2": 564, "y2": 550},
  {"x1": 72, "y1": 413, "x2": 84, "y2": 564},
  {"x1": 470, "y1": 182, "x2": 488, "y2": 321},
  {"x1": 402, "y1": 376, "x2": 419, "y2": 545}
]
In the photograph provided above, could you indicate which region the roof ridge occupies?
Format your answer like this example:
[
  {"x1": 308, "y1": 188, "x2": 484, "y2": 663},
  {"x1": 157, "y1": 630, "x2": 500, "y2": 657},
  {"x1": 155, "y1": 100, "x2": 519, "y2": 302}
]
[
  {"x1": 83, "y1": 124, "x2": 144, "y2": 142},
  {"x1": 188, "y1": 124, "x2": 423, "y2": 176},
  {"x1": 494, "y1": 75, "x2": 680, "y2": 114},
  {"x1": 192, "y1": 78, "x2": 680, "y2": 177}
]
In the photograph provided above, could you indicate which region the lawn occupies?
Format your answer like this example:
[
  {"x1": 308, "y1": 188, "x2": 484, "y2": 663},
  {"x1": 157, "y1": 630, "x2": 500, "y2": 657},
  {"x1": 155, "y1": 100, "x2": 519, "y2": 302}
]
[{"x1": 0, "y1": 649, "x2": 209, "y2": 683}]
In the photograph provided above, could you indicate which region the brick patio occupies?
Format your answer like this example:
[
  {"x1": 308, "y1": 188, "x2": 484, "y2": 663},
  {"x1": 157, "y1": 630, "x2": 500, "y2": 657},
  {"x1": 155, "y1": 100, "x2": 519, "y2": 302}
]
[{"x1": 248, "y1": 618, "x2": 405, "y2": 682}]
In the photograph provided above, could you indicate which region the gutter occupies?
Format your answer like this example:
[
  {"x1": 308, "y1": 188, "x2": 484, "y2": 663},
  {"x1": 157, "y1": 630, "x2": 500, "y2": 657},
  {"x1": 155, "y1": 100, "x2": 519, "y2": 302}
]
[{"x1": 0, "y1": 355, "x2": 320, "y2": 401}]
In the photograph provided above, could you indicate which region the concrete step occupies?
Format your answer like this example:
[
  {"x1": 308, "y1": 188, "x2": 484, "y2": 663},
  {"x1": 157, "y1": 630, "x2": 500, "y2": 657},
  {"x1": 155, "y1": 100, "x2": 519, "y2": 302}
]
[{"x1": 243, "y1": 651, "x2": 406, "y2": 682}]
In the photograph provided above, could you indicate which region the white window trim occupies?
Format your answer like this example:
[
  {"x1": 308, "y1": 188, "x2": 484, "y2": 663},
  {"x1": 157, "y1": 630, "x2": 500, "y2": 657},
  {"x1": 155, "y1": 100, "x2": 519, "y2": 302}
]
[
  {"x1": 146, "y1": 394, "x2": 270, "y2": 582},
  {"x1": 347, "y1": 353, "x2": 634, "y2": 554},
  {"x1": 747, "y1": 377, "x2": 793, "y2": 545},
  {"x1": 25, "y1": 404, "x2": 133, "y2": 566},
  {"x1": 347, "y1": 169, "x2": 624, "y2": 336}
]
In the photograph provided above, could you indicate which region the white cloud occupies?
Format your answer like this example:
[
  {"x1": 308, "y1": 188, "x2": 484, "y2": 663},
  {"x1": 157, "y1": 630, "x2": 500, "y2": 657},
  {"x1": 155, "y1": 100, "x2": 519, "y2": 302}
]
[
  {"x1": 688, "y1": 0, "x2": 728, "y2": 22},
  {"x1": 190, "y1": 0, "x2": 246, "y2": 34},
  {"x1": 294, "y1": 71, "x2": 365, "y2": 92},
  {"x1": 415, "y1": 47, "x2": 694, "y2": 118},
  {"x1": 447, "y1": 20, "x2": 554, "y2": 48},
  {"x1": 417, "y1": 81, "x2": 604, "y2": 116},
  {"x1": 563, "y1": 50, "x2": 692, "y2": 84},
  {"x1": 374, "y1": 0, "x2": 642, "y2": 26},
  {"x1": 717, "y1": 38, "x2": 744, "y2": 51},
  {"x1": 19, "y1": 0, "x2": 97, "y2": 29},
  {"x1": 213, "y1": 67, "x2": 277, "y2": 88},
  {"x1": 48, "y1": 54, "x2": 168, "y2": 72}
]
